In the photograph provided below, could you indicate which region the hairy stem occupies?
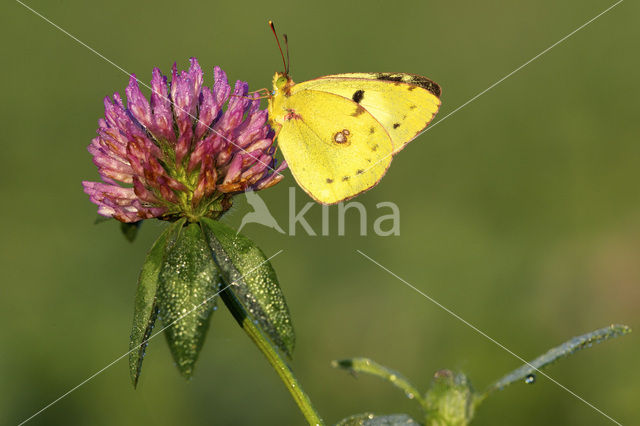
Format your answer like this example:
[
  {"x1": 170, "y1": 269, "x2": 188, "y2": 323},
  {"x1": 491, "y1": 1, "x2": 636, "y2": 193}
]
[{"x1": 220, "y1": 287, "x2": 324, "y2": 425}]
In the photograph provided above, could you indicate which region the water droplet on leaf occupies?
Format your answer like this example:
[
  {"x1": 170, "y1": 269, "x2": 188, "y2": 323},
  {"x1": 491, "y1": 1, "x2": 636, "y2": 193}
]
[{"x1": 525, "y1": 374, "x2": 536, "y2": 384}]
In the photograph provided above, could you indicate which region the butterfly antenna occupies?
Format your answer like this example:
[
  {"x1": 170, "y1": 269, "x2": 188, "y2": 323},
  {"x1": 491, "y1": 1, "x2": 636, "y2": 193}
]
[
  {"x1": 269, "y1": 20, "x2": 288, "y2": 75},
  {"x1": 283, "y1": 34, "x2": 290, "y2": 75}
]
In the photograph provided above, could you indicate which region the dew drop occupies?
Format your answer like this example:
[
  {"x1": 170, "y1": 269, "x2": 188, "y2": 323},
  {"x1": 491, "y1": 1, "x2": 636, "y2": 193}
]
[{"x1": 525, "y1": 374, "x2": 536, "y2": 384}]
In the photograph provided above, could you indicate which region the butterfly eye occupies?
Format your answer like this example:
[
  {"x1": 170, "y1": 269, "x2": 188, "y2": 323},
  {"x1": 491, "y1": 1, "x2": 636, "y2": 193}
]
[{"x1": 276, "y1": 76, "x2": 288, "y2": 89}]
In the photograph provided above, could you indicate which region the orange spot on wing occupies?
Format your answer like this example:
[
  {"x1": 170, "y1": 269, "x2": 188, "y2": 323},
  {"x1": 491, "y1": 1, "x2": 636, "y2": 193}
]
[{"x1": 284, "y1": 109, "x2": 302, "y2": 121}]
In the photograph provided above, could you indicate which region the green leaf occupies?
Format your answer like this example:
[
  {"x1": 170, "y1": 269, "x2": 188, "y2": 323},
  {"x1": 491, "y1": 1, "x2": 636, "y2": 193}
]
[
  {"x1": 336, "y1": 413, "x2": 419, "y2": 426},
  {"x1": 94, "y1": 215, "x2": 112, "y2": 224},
  {"x1": 200, "y1": 217, "x2": 294, "y2": 357},
  {"x1": 121, "y1": 221, "x2": 142, "y2": 242},
  {"x1": 128, "y1": 219, "x2": 185, "y2": 387},
  {"x1": 156, "y1": 222, "x2": 221, "y2": 378},
  {"x1": 332, "y1": 358, "x2": 423, "y2": 406},
  {"x1": 93, "y1": 215, "x2": 141, "y2": 242},
  {"x1": 485, "y1": 324, "x2": 632, "y2": 394}
]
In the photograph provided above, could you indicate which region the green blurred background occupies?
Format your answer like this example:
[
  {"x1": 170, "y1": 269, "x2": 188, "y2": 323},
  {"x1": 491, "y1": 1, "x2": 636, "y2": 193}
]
[{"x1": 1, "y1": 0, "x2": 638, "y2": 424}]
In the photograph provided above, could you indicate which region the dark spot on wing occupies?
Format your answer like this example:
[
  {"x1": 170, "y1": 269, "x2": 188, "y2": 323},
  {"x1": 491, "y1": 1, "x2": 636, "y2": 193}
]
[
  {"x1": 408, "y1": 75, "x2": 441, "y2": 98},
  {"x1": 371, "y1": 144, "x2": 379, "y2": 152},
  {"x1": 375, "y1": 73, "x2": 403, "y2": 83},
  {"x1": 326, "y1": 178, "x2": 333, "y2": 183},
  {"x1": 366, "y1": 158, "x2": 371, "y2": 163},
  {"x1": 351, "y1": 105, "x2": 365, "y2": 117},
  {"x1": 408, "y1": 86, "x2": 416, "y2": 91},
  {"x1": 342, "y1": 176, "x2": 350, "y2": 182},
  {"x1": 352, "y1": 90, "x2": 364, "y2": 103},
  {"x1": 369, "y1": 127, "x2": 375, "y2": 134},
  {"x1": 375, "y1": 72, "x2": 441, "y2": 98},
  {"x1": 393, "y1": 123, "x2": 401, "y2": 129},
  {"x1": 356, "y1": 169, "x2": 364, "y2": 175},
  {"x1": 409, "y1": 105, "x2": 417, "y2": 110}
]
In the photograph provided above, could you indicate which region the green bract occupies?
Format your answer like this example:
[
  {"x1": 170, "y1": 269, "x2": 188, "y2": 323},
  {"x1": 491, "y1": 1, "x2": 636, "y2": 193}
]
[
  {"x1": 156, "y1": 222, "x2": 221, "y2": 377},
  {"x1": 129, "y1": 219, "x2": 185, "y2": 386},
  {"x1": 127, "y1": 218, "x2": 294, "y2": 384},
  {"x1": 200, "y1": 218, "x2": 295, "y2": 357}
]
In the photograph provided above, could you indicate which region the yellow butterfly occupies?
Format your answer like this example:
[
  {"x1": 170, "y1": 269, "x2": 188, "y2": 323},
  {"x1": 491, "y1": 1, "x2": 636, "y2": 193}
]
[{"x1": 267, "y1": 23, "x2": 441, "y2": 205}]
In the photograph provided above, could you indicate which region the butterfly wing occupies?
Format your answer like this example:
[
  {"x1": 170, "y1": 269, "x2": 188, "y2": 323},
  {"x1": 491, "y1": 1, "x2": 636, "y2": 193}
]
[
  {"x1": 291, "y1": 73, "x2": 441, "y2": 154},
  {"x1": 273, "y1": 89, "x2": 393, "y2": 204}
]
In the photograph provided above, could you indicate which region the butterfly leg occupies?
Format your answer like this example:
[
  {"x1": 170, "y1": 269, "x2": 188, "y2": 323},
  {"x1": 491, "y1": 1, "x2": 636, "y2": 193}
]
[{"x1": 230, "y1": 88, "x2": 272, "y2": 100}]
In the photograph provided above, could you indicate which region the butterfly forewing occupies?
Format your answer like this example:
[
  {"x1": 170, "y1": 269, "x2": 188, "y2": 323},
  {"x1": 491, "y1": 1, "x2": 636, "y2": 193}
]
[{"x1": 292, "y1": 73, "x2": 441, "y2": 154}]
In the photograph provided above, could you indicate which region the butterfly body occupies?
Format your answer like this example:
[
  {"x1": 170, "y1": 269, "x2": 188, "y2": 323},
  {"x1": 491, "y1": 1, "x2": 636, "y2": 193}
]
[{"x1": 268, "y1": 71, "x2": 441, "y2": 204}]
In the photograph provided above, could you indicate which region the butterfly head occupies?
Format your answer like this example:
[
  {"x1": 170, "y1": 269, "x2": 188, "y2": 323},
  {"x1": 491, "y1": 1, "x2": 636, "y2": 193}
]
[{"x1": 272, "y1": 72, "x2": 294, "y2": 97}]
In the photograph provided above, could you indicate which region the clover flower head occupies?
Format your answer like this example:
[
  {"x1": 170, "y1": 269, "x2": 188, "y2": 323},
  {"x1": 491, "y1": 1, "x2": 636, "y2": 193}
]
[{"x1": 83, "y1": 58, "x2": 286, "y2": 222}]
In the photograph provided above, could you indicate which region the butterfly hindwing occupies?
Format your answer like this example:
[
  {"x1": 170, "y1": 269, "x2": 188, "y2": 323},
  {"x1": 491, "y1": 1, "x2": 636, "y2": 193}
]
[
  {"x1": 274, "y1": 89, "x2": 393, "y2": 204},
  {"x1": 292, "y1": 73, "x2": 441, "y2": 154}
]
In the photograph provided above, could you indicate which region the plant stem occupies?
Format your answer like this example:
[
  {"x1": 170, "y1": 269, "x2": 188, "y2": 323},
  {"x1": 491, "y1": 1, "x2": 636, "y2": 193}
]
[{"x1": 220, "y1": 288, "x2": 324, "y2": 425}]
